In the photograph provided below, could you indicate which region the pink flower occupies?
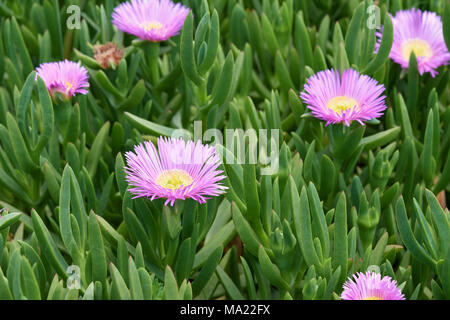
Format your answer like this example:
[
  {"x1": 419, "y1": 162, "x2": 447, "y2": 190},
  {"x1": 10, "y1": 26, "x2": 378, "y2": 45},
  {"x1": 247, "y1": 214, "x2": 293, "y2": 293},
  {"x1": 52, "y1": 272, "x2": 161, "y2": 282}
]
[
  {"x1": 112, "y1": 0, "x2": 190, "y2": 42},
  {"x1": 124, "y1": 137, "x2": 227, "y2": 206},
  {"x1": 36, "y1": 60, "x2": 89, "y2": 99},
  {"x1": 300, "y1": 69, "x2": 387, "y2": 126},
  {"x1": 376, "y1": 8, "x2": 450, "y2": 77},
  {"x1": 341, "y1": 272, "x2": 405, "y2": 300}
]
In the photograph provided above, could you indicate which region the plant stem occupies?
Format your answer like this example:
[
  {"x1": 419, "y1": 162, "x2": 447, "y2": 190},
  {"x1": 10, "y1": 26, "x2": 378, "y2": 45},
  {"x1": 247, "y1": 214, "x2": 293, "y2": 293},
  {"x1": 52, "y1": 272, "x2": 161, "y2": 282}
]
[{"x1": 144, "y1": 42, "x2": 160, "y2": 85}]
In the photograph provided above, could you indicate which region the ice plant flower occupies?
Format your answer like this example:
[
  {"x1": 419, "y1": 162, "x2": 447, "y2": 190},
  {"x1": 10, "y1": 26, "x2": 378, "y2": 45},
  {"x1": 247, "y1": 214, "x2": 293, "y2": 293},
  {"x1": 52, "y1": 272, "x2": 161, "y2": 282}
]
[
  {"x1": 341, "y1": 272, "x2": 405, "y2": 300},
  {"x1": 376, "y1": 8, "x2": 450, "y2": 77},
  {"x1": 35, "y1": 60, "x2": 89, "y2": 99},
  {"x1": 300, "y1": 68, "x2": 387, "y2": 126},
  {"x1": 124, "y1": 137, "x2": 227, "y2": 206},
  {"x1": 112, "y1": 0, "x2": 190, "y2": 42},
  {"x1": 93, "y1": 42, "x2": 124, "y2": 69}
]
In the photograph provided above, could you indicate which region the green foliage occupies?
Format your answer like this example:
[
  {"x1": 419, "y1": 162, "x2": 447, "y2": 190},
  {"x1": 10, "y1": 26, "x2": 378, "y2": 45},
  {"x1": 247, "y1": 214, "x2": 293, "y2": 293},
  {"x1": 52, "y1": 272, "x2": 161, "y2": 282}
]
[{"x1": 0, "y1": 0, "x2": 448, "y2": 301}]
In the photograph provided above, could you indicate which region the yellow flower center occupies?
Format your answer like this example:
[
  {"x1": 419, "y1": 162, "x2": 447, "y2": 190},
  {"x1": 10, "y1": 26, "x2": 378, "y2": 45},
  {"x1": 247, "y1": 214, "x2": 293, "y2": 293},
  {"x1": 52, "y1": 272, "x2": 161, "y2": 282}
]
[
  {"x1": 141, "y1": 21, "x2": 163, "y2": 32},
  {"x1": 326, "y1": 96, "x2": 359, "y2": 115},
  {"x1": 364, "y1": 296, "x2": 381, "y2": 300},
  {"x1": 401, "y1": 39, "x2": 432, "y2": 61},
  {"x1": 155, "y1": 169, "x2": 193, "y2": 190},
  {"x1": 65, "y1": 82, "x2": 73, "y2": 93}
]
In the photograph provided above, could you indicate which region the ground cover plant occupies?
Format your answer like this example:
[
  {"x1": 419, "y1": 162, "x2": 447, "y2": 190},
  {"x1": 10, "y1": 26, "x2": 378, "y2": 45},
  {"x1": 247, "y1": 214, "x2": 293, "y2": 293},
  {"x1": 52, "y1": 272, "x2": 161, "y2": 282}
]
[{"x1": 0, "y1": 0, "x2": 449, "y2": 301}]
